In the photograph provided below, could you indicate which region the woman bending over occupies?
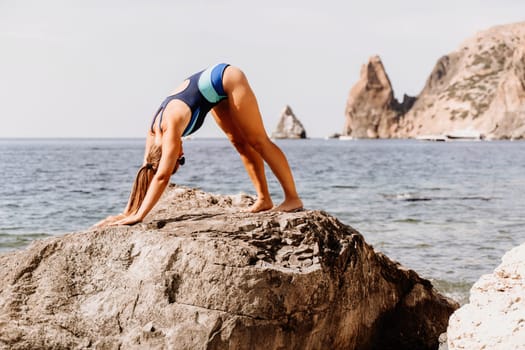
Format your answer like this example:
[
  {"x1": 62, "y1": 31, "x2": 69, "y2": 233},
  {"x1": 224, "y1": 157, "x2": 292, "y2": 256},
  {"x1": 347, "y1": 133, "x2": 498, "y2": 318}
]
[{"x1": 97, "y1": 63, "x2": 303, "y2": 226}]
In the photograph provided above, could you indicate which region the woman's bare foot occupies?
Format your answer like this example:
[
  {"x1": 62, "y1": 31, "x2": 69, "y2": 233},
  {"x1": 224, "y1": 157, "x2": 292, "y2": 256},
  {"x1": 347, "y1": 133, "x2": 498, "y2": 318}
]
[
  {"x1": 243, "y1": 198, "x2": 274, "y2": 213},
  {"x1": 272, "y1": 198, "x2": 304, "y2": 212}
]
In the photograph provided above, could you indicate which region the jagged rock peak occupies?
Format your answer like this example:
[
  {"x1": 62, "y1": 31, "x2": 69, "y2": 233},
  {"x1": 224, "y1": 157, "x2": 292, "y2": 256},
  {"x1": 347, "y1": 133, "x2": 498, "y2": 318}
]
[
  {"x1": 0, "y1": 185, "x2": 458, "y2": 350},
  {"x1": 343, "y1": 55, "x2": 415, "y2": 138},
  {"x1": 364, "y1": 55, "x2": 394, "y2": 91},
  {"x1": 271, "y1": 105, "x2": 307, "y2": 139}
]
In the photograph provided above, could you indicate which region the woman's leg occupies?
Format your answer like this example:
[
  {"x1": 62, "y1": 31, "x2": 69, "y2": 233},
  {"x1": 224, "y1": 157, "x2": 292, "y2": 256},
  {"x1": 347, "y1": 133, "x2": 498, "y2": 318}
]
[
  {"x1": 220, "y1": 66, "x2": 303, "y2": 211},
  {"x1": 211, "y1": 107, "x2": 274, "y2": 212}
]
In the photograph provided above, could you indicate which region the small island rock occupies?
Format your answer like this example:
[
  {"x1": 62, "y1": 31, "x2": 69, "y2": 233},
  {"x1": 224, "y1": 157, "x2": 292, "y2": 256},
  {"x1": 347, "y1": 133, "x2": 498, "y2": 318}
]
[{"x1": 271, "y1": 105, "x2": 307, "y2": 139}]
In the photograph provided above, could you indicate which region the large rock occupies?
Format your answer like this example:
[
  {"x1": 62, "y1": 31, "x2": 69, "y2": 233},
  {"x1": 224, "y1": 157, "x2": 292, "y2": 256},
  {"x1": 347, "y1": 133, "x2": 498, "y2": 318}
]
[
  {"x1": 343, "y1": 56, "x2": 415, "y2": 138},
  {"x1": 0, "y1": 185, "x2": 458, "y2": 350},
  {"x1": 447, "y1": 242, "x2": 525, "y2": 350},
  {"x1": 398, "y1": 21, "x2": 525, "y2": 140},
  {"x1": 344, "y1": 22, "x2": 525, "y2": 140},
  {"x1": 271, "y1": 105, "x2": 307, "y2": 139}
]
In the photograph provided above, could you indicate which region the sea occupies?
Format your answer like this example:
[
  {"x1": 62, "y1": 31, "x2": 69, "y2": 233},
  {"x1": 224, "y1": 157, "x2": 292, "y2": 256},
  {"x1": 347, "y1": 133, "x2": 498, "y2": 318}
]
[{"x1": 1, "y1": 138, "x2": 524, "y2": 304}]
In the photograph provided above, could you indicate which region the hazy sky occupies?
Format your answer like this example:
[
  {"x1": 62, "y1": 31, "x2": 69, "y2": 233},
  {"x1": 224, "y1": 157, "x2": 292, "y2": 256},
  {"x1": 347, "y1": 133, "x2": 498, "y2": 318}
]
[{"x1": 1, "y1": 0, "x2": 524, "y2": 138}]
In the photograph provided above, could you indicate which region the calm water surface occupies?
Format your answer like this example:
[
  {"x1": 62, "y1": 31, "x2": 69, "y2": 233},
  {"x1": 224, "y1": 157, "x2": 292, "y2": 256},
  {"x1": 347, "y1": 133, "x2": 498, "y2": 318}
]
[{"x1": 1, "y1": 138, "x2": 524, "y2": 304}]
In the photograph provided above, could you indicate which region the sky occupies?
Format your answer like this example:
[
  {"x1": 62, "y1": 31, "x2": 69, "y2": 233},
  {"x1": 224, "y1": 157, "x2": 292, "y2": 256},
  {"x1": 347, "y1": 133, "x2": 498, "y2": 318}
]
[{"x1": 1, "y1": 0, "x2": 524, "y2": 138}]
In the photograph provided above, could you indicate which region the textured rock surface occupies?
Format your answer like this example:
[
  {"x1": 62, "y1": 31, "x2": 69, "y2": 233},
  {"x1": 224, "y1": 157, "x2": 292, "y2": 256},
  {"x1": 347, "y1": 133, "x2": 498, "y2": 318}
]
[
  {"x1": 271, "y1": 105, "x2": 307, "y2": 139},
  {"x1": 399, "y1": 21, "x2": 525, "y2": 140},
  {"x1": 0, "y1": 185, "x2": 458, "y2": 350},
  {"x1": 447, "y1": 242, "x2": 525, "y2": 350},
  {"x1": 344, "y1": 22, "x2": 525, "y2": 140},
  {"x1": 343, "y1": 56, "x2": 415, "y2": 138}
]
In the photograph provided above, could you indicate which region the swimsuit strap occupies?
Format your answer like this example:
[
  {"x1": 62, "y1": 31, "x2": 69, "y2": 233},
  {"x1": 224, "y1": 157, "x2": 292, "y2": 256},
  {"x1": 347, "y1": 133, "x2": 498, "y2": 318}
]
[
  {"x1": 150, "y1": 106, "x2": 163, "y2": 133},
  {"x1": 151, "y1": 95, "x2": 179, "y2": 133}
]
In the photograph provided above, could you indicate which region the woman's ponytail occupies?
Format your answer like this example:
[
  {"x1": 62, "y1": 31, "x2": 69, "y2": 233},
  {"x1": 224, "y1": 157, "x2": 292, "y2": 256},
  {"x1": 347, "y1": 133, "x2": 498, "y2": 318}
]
[{"x1": 126, "y1": 144, "x2": 162, "y2": 215}]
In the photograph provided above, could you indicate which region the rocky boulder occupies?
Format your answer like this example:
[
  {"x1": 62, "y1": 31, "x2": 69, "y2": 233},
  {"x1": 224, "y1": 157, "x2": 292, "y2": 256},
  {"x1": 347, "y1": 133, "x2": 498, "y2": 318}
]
[
  {"x1": 0, "y1": 185, "x2": 458, "y2": 350},
  {"x1": 447, "y1": 242, "x2": 525, "y2": 349},
  {"x1": 343, "y1": 56, "x2": 415, "y2": 138},
  {"x1": 271, "y1": 105, "x2": 307, "y2": 139}
]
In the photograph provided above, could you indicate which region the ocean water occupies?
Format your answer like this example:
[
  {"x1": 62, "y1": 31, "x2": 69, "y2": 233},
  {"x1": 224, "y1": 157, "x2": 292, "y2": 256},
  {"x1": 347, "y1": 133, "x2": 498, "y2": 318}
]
[{"x1": 1, "y1": 138, "x2": 524, "y2": 304}]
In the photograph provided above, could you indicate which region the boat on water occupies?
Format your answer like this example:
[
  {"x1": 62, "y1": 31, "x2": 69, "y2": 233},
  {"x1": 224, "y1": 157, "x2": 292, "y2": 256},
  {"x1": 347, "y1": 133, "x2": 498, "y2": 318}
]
[
  {"x1": 445, "y1": 129, "x2": 482, "y2": 140},
  {"x1": 416, "y1": 129, "x2": 483, "y2": 141},
  {"x1": 338, "y1": 135, "x2": 354, "y2": 141},
  {"x1": 416, "y1": 134, "x2": 448, "y2": 142}
]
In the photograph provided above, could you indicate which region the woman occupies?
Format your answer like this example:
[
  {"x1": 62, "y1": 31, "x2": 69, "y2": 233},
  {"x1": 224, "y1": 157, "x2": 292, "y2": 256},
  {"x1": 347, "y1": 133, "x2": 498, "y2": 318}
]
[{"x1": 97, "y1": 63, "x2": 303, "y2": 227}]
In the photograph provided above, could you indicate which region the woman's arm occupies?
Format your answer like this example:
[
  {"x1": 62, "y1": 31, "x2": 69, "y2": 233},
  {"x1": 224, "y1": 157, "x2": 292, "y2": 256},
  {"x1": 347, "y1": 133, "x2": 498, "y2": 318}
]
[{"x1": 114, "y1": 126, "x2": 181, "y2": 225}]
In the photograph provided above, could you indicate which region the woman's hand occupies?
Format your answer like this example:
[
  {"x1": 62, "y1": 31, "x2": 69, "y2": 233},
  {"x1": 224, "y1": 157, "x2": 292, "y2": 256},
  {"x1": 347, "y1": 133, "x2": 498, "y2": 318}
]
[
  {"x1": 111, "y1": 213, "x2": 143, "y2": 226},
  {"x1": 91, "y1": 213, "x2": 126, "y2": 229}
]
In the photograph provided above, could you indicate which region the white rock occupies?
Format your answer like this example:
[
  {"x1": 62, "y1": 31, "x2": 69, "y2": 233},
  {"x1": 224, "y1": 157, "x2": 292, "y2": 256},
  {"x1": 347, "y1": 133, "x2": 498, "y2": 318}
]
[{"x1": 447, "y1": 242, "x2": 525, "y2": 350}]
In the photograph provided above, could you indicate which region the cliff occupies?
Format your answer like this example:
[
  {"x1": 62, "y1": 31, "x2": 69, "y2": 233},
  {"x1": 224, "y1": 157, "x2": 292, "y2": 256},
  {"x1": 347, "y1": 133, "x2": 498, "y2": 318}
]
[
  {"x1": 343, "y1": 56, "x2": 415, "y2": 138},
  {"x1": 271, "y1": 105, "x2": 307, "y2": 139},
  {"x1": 344, "y1": 22, "x2": 525, "y2": 140},
  {"x1": 0, "y1": 186, "x2": 458, "y2": 350},
  {"x1": 447, "y1": 242, "x2": 525, "y2": 349}
]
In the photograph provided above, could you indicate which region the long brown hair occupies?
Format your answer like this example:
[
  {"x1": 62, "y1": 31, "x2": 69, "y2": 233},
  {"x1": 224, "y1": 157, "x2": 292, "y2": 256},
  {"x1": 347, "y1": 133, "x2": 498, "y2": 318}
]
[{"x1": 125, "y1": 144, "x2": 162, "y2": 215}]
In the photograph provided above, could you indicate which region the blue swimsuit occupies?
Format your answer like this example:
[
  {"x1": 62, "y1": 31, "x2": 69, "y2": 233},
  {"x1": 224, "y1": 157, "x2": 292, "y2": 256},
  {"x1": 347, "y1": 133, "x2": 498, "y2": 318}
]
[{"x1": 150, "y1": 63, "x2": 230, "y2": 137}]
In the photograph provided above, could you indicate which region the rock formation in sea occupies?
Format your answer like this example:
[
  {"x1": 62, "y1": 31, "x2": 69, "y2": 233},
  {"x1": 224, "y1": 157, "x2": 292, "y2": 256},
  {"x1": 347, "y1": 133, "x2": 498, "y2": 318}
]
[
  {"x1": 343, "y1": 21, "x2": 525, "y2": 140},
  {"x1": 343, "y1": 55, "x2": 415, "y2": 138},
  {"x1": 446, "y1": 242, "x2": 525, "y2": 350},
  {"x1": 271, "y1": 105, "x2": 307, "y2": 139},
  {"x1": 0, "y1": 185, "x2": 458, "y2": 350}
]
